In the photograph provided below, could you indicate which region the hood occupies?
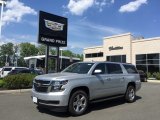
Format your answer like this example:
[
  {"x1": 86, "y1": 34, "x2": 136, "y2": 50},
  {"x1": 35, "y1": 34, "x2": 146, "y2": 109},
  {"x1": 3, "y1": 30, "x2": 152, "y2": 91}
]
[{"x1": 35, "y1": 72, "x2": 89, "y2": 81}]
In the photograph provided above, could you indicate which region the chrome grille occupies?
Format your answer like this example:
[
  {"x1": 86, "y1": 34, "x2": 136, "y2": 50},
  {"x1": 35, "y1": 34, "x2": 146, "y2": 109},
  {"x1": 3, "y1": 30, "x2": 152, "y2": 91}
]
[{"x1": 34, "y1": 79, "x2": 51, "y2": 93}]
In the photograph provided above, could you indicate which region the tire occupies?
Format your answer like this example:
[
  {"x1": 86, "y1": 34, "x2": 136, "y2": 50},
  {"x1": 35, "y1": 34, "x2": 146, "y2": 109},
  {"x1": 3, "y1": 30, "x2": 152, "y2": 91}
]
[
  {"x1": 68, "y1": 90, "x2": 88, "y2": 116},
  {"x1": 125, "y1": 86, "x2": 136, "y2": 103}
]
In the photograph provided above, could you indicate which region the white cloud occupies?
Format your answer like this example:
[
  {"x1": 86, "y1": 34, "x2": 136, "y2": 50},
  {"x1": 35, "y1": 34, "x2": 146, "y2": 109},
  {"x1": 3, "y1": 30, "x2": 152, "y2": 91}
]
[
  {"x1": 67, "y1": 0, "x2": 94, "y2": 15},
  {"x1": 95, "y1": 0, "x2": 107, "y2": 12},
  {"x1": 67, "y1": 0, "x2": 114, "y2": 15},
  {"x1": 77, "y1": 21, "x2": 125, "y2": 35},
  {"x1": 111, "y1": 0, "x2": 115, "y2": 4},
  {"x1": 68, "y1": 20, "x2": 126, "y2": 50},
  {"x1": 2, "y1": 0, "x2": 37, "y2": 26},
  {"x1": 119, "y1": 0, "x2": 147, "y2": 13}
]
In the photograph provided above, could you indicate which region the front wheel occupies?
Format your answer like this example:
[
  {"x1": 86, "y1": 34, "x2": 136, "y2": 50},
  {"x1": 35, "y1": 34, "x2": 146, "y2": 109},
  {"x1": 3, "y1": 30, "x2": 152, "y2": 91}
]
[
  {"x1": 68, "y1": 90, "x2": 88, "y2": 116},
  {"x1": 125, "y1": 86, "x2": 136, "y2": 103}
]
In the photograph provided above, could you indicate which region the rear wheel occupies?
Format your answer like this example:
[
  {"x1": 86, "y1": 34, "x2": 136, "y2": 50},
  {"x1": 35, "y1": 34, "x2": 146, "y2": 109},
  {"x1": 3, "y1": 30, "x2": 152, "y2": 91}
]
[
  {"x1": 125, "y1": 86, "x2": 136, "y2": 103},
  {"x1": 68, "y1": 90, "x2": 88, "y2": 116}
]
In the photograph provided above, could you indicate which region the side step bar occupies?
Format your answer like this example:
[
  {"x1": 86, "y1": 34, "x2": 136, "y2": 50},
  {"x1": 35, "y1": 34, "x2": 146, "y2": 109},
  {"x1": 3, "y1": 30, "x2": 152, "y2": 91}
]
[{"x1": 90, "y1": 95, "x2": 124, "y2": 103}]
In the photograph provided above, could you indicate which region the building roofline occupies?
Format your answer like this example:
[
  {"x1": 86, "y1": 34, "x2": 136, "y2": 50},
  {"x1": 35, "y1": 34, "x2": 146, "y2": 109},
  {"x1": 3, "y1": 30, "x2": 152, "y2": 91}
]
[
  {"x1": 103, "y1": 33, "x2": 131, "y2": 39},
  {"x1": 132, "y1": 37, "x2": 160, "y2": 43},
  {"x1": 84, "y1": 46, "x2": 103, "y2": 50}
]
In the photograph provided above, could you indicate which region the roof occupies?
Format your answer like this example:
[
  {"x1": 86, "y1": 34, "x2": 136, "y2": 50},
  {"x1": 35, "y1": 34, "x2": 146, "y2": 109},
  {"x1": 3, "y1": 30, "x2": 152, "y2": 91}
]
[{"x1": 24, "y1": 55, "x2": 80, "y2": 61}]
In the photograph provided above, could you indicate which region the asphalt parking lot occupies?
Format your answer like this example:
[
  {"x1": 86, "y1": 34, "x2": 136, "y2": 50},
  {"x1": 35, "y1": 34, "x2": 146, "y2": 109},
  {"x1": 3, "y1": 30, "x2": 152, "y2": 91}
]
[{"x1": 0, "y1": 82, "x2": 160, "y2": 120}]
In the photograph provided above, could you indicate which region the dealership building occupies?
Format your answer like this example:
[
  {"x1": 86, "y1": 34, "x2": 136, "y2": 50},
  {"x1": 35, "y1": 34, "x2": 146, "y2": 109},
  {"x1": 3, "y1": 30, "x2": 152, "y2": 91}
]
[{"x1": 83, "y1": 33, "x2": 160, "y2": 73}]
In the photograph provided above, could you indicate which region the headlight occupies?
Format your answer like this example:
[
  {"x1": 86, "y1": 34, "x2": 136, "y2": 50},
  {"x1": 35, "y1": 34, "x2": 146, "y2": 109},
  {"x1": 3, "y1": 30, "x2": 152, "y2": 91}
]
[{"x1": 51, "y1": 80, "x2": 68, "y2": 92}]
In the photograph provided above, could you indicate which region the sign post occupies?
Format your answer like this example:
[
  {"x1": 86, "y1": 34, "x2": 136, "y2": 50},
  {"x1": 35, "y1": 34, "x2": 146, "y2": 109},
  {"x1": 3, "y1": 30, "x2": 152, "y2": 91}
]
[
  {"x1": 38, "y1": 11, "x2": 67, "y2": 73},
  {"x1": 45, "y1": 45, "x2": 49, "y2": 74}
]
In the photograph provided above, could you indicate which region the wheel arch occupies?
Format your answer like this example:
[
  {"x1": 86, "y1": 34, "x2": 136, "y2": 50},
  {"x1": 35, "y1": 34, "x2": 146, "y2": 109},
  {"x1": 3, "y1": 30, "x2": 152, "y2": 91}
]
[{"x1": 69, "y1": 86, "x2": 90, "y2": 100}]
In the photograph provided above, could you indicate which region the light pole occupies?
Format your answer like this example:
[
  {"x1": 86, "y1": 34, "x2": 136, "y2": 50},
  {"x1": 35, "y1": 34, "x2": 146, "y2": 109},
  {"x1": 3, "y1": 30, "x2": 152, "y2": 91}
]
[
  {"x1": 60, "y1": 48, "x2": 63, "y2": 70},
  {"x1": 5, "y1": 54, "x2": 8, "y2": 66},
  {"x1": 0, "y1": 0, "x2": 6, "y2": 39}
]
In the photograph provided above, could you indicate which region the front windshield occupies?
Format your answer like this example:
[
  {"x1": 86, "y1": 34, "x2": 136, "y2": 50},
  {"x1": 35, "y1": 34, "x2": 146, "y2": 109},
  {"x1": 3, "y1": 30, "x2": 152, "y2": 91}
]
[{"x1": 62, "y1": 63, "x2": 94, "y2": 74}]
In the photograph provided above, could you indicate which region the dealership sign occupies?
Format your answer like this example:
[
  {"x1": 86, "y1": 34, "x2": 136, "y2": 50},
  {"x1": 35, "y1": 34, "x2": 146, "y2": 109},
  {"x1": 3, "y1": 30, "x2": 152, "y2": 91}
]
[
  {"x1": 109, "y1": 46, "x2": 123, "y2": 51},
  {"x1": 38, "y1": 11, "x2": 68, "y2": 47}
]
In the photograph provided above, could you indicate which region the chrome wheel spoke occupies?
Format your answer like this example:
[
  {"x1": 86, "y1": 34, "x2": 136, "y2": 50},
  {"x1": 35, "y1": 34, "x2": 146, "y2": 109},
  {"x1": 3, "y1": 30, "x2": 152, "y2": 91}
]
[
  {"x1": 75, "y1": 105, "x2": 80, "y2": 112},
  {"x1": 80, "y1": 96, "x2": 85, "y2": 101}
]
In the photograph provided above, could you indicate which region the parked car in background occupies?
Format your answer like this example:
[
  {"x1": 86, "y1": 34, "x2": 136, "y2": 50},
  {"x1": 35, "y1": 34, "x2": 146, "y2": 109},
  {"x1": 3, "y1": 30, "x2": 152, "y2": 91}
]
[
  {"x1": 0, "y1": 67, "x2": 28, "y2": 78},
  {"x1": 138, "y1": 70, "x2": 147, "y2": 82},
  {"x1": 0, "y1": 67, "x2": 2, "y2": 78},
  {"x1": 8, "y1": 68, "x2": 44, "y2": 75}
]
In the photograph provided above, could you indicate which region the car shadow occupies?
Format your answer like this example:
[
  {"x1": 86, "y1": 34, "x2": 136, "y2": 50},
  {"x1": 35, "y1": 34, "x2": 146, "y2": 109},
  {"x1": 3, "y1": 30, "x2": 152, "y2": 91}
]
[
  {"x1": 37, "y1": 96, "x2": 142, "y2": 117},
  {"x1": 37, "y1": 106, "x2": 70, "y2": 117},
  {"x1": 86, "y1": 96, "x2": 142, "y2": 114}
]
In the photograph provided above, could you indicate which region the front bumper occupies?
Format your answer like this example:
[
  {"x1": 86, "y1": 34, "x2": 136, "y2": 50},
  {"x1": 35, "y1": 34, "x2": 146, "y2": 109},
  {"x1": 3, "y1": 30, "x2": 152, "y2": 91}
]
[{"x1": 32, "y1": 89, "x2": 69, "y2": 108}]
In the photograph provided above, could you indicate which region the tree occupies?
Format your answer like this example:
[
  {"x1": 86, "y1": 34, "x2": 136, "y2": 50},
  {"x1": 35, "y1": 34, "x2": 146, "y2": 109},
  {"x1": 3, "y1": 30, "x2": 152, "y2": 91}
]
[
  {"x1": 20, "y1": 43, "x2": 38, "y2": 57},
  {"x1": 0, "y1": 43, "x2": 14, "y2": 66},
  {"x1": 62, "y1": 50, "x2": 73, "y2": 57},
  {"x1": 37, "y1": 44, "x2": 46, "y2": 55}
]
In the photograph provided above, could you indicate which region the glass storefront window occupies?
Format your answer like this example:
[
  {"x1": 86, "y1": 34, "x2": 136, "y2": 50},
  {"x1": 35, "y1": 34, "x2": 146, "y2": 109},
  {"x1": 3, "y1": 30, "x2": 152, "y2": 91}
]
[
  {"x1": 147, "y1": 53, "x2": 159, "y2": 60},
  {"x1": 85, "y1": 52, "x2": 103, "y2": 58},
  {"x1": 136, "y1": 53, "x2": 160, "y2": 73},
  {"x1": 136, "y1": 54, "x2": 146, "y2": 60},
  {"x1": 106, "y1": 55, "x2": 126, "y2": 63},
  {"x1": 136, "y1": 60, "x2": 147, "y2": 65},
  {"x1": 147, "y1": 60, "x2": 159, "y2": 64},
  {"x1": 136, "y1": 65, "x2": 147, "y2": 73},
  {"x1": 148, "y1": 65, "x2": 159, "y2": 73}
]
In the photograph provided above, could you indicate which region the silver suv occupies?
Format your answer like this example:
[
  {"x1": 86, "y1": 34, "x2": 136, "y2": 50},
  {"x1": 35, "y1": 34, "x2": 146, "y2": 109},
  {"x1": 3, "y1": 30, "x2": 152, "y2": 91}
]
[{"x1": 32, "y1": 62, "x2": 141, "y2": 116}]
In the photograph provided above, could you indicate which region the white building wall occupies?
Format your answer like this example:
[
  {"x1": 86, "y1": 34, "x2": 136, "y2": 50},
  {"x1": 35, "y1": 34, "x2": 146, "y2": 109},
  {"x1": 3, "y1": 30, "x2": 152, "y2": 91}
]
[{"x1": 132, "y1": 37, "x2": 160, "y2": 65}]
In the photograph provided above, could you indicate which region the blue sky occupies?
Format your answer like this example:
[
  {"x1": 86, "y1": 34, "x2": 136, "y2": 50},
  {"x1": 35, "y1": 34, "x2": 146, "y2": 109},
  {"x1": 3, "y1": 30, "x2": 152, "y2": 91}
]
[{"x1": 1, "y1": 0, "x2": 160, "y2": 54}]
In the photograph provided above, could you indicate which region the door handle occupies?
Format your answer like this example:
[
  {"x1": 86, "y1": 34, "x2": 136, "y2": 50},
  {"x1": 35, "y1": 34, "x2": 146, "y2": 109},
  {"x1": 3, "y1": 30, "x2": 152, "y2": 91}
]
[
  {"x1": 107, "y1": 78, "x2": 111, "y2": 81},
  {"x1": 120, "y1": 77, "x2": 125, "y2": 81}
]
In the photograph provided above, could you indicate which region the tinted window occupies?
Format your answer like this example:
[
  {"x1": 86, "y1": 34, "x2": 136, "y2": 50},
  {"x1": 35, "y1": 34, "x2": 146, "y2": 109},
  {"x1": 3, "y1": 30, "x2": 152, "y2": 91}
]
[
  {"x1": 107, "y1": 63, "x2": 123, "y2": 74},
  {"x1": 3, "y1": 68, "x2": 12, "y2": 71},
  {"x1": 136, "y1": 65, "x2": 147, "y2": 73},
  {"x1": 94, "y1": 63, "x2": 106, "y2": 74},
  {"x1": 147, "y1": 60, "x2": 159, "y2": 64},
  {"x1": 147, "y1": 53, "x2": 159, "y2": 59},
  {"x1": 97, "y1": 52, "x2": 103, "y2": 57},
  {"x1": 136, "y1": 60, "x2": 147, "y2": 64},
  {"x1": 20, "y1": 70, "x2": 31, "y2": 73},
  {"x1": 111, "y1": 55, "x2": 121, "y2": 62},
  {"x1": 123, "y1": 64, "x2": 138, "y2": 74},
  {"x1": 92, "y1": 53, "x2": 97, "y2": 57},
  {"x1": 122, "y1": 55, "x2": 126, "y2": 63},
  {"x1": 136, "y1": 54, "x2": 146, "y2": 60},
  {"x1": 15, "y1": 68, "x2": 26, "y2": 70},
  {"x1": 107, "y1": 55, "x2": 126, "y2": 63}
]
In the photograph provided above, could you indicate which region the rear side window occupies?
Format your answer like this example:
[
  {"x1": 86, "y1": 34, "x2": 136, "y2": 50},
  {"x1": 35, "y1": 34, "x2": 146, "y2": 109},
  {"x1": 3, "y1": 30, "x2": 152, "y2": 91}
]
[
  {"x1": 107, "y1": 63, "x2": 123, "y2": 74},
  {"x1": 15, "y1": 68, "x2": 26, "y2": 70},
  {"x1": 3, "y1": 68, "x2": 12, "y2": 71},
  {"x1": 123, "y1": 64, "x2": 138, "y2": 74},
  {"x1": 20, "y1": 70, "x2": 31, "y2": 73}
]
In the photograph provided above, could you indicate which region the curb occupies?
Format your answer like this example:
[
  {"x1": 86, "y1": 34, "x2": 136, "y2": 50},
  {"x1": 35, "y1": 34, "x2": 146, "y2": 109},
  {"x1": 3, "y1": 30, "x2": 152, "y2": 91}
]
[
  {"x1": 147, "y1": 80, "x2": 160, "y2": 83},
  {"x1": 0, "y1": 89, "x2": 31, "y2": 94}
]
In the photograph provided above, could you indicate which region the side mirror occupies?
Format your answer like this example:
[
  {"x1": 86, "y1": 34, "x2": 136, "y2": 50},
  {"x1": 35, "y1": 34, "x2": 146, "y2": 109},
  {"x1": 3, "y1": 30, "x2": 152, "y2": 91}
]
[{"x1": 93, "y1": 69, "x2": 102, "y2": 74}]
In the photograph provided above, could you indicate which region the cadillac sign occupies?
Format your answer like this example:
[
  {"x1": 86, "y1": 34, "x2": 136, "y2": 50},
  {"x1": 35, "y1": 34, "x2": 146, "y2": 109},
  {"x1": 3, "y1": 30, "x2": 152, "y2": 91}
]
[
  {"x1": 44, "y1": 19, "x2": 64, "y2": 31},
  {"x1": 38, "y1": 11, "x2": 68, "y2": 47}
]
